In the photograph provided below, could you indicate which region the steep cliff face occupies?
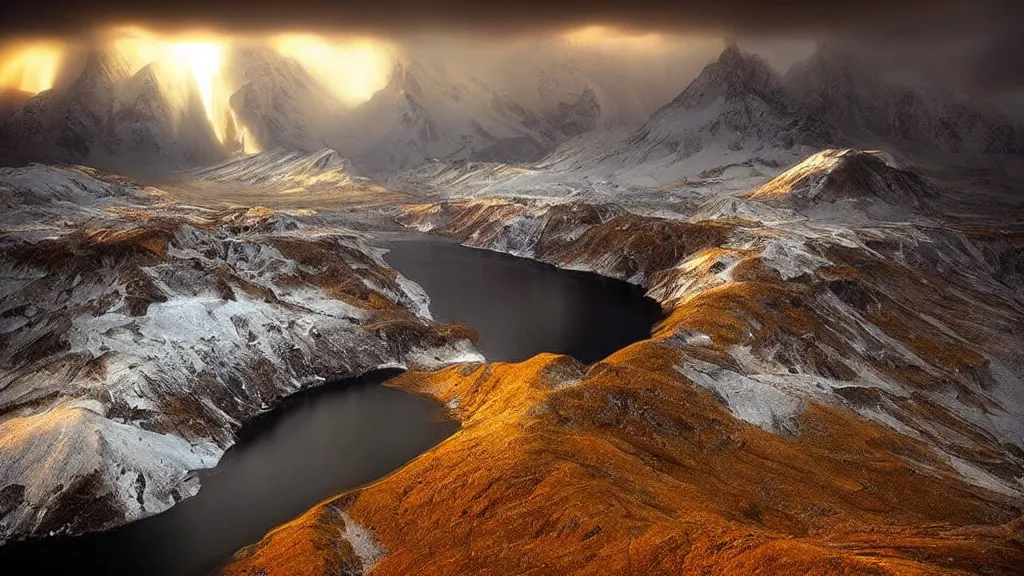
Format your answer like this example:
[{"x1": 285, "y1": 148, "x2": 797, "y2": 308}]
[
  {"x1": 213, "y1": 147, "x2": 1024, "y2": 575},
  {"x1": 0, "y1": 164, "x2": 479, "y2": 543},
  {"x1": 227, "y1": 47, "x2": 342, "y2": 153},
  {"x1": 0, "y1": 51, "x2": 227, "y2": 174}
]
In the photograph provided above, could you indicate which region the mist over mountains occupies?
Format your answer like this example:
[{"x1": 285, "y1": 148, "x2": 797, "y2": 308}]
[{"x1": 0, "y1": 35, "x2": 1021, "y2": 183}]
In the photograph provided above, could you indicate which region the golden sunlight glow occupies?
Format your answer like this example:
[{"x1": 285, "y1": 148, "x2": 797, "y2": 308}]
[
  {"x1": 0, "y1": 42, "x2": 63, "y2": 94},
  {"x1": 113, "y1": 28, "x2": 229, "y2": 140},
  {"x1": 231, "y1": 110, "x2": 261, "y2": 154},
  {"x1": 272, "y1": 34, "x2": 393, "y2": 105},
  {"x1": 562, "y1": 26, "x2": 665, "y2": 51},
  {"x1": 169, "y1": 41, "x2": 222, "y2": 123}
]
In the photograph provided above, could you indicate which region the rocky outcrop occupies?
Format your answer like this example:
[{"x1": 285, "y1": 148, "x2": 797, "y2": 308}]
[
  {"x1": 0, "y1": 163, "x2": 478, "y2": 543},
  {"x1": 746, "y1": 148, "x2": 939, "y2": 219}
]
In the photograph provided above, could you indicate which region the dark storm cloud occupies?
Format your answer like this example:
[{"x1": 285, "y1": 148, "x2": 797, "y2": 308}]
[{"x1": 0, "y1": 0, "x2": 1011, "y2": 37}]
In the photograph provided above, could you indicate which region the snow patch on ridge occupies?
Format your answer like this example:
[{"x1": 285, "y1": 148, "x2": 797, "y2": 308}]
[
  {"x1": 408, "y1": 340, "x2": 487, "y2": 369},
  {"x1": 676, "y1": 361, "x2": 805, "y2": 435},
  {"x1": 339, "y1": 512, "x2": 386, "y2": 571}
]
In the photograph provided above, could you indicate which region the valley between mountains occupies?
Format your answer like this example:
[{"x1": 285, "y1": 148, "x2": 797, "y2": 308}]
[{"x1": 0, "y1": 40, "x2": 1022, "y2": 575}]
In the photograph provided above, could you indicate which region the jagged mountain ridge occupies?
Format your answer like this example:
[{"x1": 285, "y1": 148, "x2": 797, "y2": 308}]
[
  {"x1": 605, "y1": 42, "x2": 1022, "y2": 179},
  {"x1": 386, "y1": 41, "x2": 1024, "y2": 201},
  {"x1": 227, "y1": 47, "x2": 342, "y2": 153},
  {"x1": 1, "y1": 41, "x2": 1021, "y2": 183},
  {"x1": 629, "y1": 43, "x2": 833, "y2": 161},
  {"x1": 330, "y1": 59, "x2": 601, "y2": 172},
  {"x1": 219, "y1": 51, "x2": 604, "y2": 173},
  {"x1": 0, "y1": 50, "x2": 228, "y2": 174}
]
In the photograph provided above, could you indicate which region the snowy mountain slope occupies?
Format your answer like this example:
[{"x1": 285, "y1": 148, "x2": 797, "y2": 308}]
[
  {"x1": 187, "y1": 148, "x2": 375, "y2": 192},
  {"x1": 0, "y1": 50, "x2": 227, "y2": 174},
  {"x1": 113, "y1": 63, "x2": 226, "y2": 169},
  {"x1": 746, "y1": 148, "x2": 940, "y2": 221},
  {"x1": 0, "y1": 163, "x2": 479, "y2": 542},
  {"x1": 626, "y1": 42, "x2": 831, "y2": 162},
  {"x1": 227, "y1": 47, "x2": 342, "y2": 153},
  {"x1": 785, "y1": 45, "x2": 1024, "y2": 166},
  {"x1": 331, "y1": 59, "x2": 600, "y2": 173},
  {"x1": 524, "y1": 43, "x2": 834, "y2": 187}
]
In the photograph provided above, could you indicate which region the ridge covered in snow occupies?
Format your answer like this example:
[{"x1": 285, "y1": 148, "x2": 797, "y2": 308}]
[
  {"x1": 0, "y1": 163, "x2": 479, "y2": 542},
  {"x1": 385, "y1": 42, "x2": 1024, "y2": 203},
  {"x1": 1, "y1": 50, "x2": 228, "y2": 175},
  {"x1": 187, "y1": 148, "x2": 373, "y2": 191}
]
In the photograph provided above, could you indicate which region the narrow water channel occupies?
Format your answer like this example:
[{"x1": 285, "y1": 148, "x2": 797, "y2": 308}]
[
  {"x1": 382, "y1": 235, "x2": 662, "y2": 363},
  {"x1": 0, "y1": 235, "x2": 661, "y2": 575}
]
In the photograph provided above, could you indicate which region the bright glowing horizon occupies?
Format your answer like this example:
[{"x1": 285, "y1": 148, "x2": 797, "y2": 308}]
[
  {"x1": 271, "y1": 34, "x2": 394, "y2": 106},
  {"x1": 111, "y1": 28, "x2": 230, "y2": 140},
  {"x1": 561, "y1": 25, "x2": 667, "y2": 51}
]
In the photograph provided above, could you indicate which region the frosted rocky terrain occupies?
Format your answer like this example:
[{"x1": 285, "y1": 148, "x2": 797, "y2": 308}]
[
  {"x1": 0, "y1": 163, "x2": 479, "y2": 542},
  {"x1": 0, "y1": 34, "x2": 1023, "y2": 575},
  {"x1": 398, "y1": 146, "x2": 1024, "y2": 501}
]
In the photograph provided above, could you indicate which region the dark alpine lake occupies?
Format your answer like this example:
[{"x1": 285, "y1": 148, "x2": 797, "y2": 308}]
[
  {"x1": 382, "y1": 235, "x2": 662, "y2": 363},
  {"x1": 0, "y1": 235, "x2": 660, "y2": 575}
]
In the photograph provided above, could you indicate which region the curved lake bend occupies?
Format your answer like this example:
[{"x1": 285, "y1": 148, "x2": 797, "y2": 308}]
[
  {"x1": 0, "y1": 237, "x2": 661, "y2": 575},
  {"x1": 382, "y1": 236, "x2": 663, "y2": 363},
  {"x1": 0, "y1": 370, "x2": 457, "y2": 576}
]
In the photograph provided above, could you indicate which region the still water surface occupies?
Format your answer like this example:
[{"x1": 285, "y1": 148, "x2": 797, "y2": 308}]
[
  {"x1": 0, "y1": 236, "x2": 660, "y2": 575},
  {"x1": 382, "y1": 236, "x2": 662, "y2": 363}
]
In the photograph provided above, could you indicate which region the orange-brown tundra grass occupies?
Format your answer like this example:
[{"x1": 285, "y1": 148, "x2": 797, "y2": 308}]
[{"x1": 222, "y1": 341, "x2": 1024, "y2": 575}]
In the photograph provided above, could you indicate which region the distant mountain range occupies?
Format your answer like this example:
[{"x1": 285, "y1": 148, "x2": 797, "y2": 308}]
[
  {"x1": 390, "y1": 42, "x2": 1024, "y2": 200},
  {"x1": 1, "y1": 41, "x2": 1021, "y2": 180},
  {"x1": 0, "y1": 51, "x2": 226, "y2": 175}
]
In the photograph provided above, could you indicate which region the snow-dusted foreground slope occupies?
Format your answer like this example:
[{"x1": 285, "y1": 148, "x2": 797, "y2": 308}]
[
  {"x1": 399, "y1": 148, "x2": 1024, "y2": 499},
  {"x1": 0, "y1": 164, "x2": 479, "y2": 542}
]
